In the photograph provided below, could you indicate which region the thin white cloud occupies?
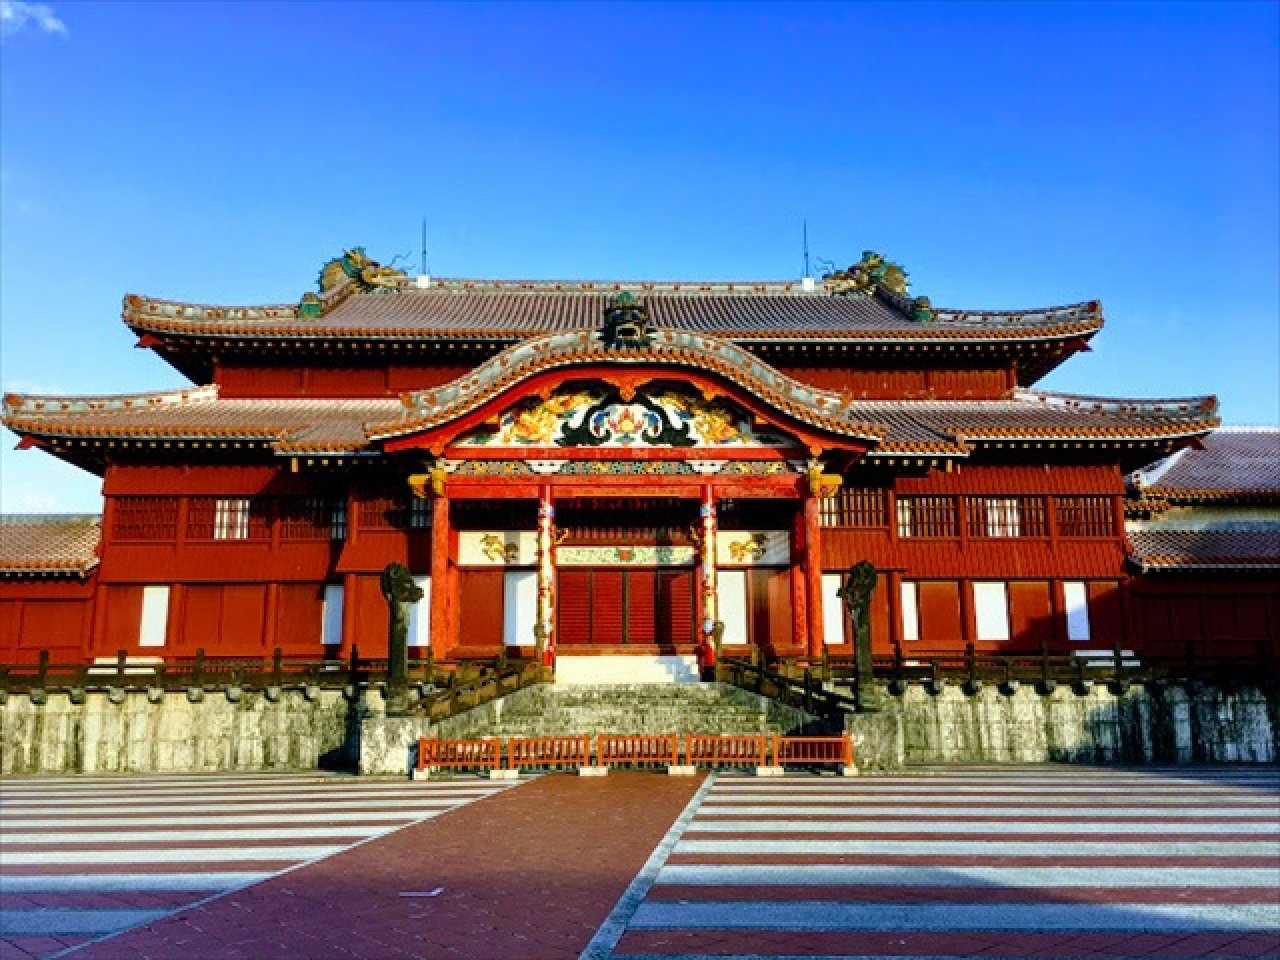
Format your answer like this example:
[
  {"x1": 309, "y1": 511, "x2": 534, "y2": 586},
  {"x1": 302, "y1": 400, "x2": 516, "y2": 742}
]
[{"x1": 0, "y1": 0, "x2": 68, "y2": 40}]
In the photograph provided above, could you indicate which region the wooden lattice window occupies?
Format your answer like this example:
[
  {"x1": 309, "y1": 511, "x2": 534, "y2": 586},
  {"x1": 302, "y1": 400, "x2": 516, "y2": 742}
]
[
  {"x1": 965, "y1": 496, "x2": 1047, "y2": 538},
  {"x1": 280, "y1": 497, "x2": 347, "y2": 541},
  {"x1": 1056, "y1": 496, "x2": 1114, "y2": 537},
  {"x1": 186, "y1": 497, "x2": 270, "y2": 541},
  {"x1": 112, "y1": 497, "x2": 179, "y2": 541},
  {"x1": 895, "y1": 496, "x2": 958, "y2": 538},
  {"x1": 820, "y1": 489, "x2": 888, "y2": 528},
  {"x1": 359, "y1": 496, "x2": 431, "y2": 530}
]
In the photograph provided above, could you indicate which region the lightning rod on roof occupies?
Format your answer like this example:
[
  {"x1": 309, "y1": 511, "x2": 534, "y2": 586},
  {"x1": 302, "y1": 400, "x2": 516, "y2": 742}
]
[
  {"x1": 803, "y1": 218, "x2": 811, "y2": 279},
  {"x1": 421, "y1": 217, "x2": 429, "y2": 276},
  {"x1": 801, "y1": 219, "x2": 816, "y2": 292},
  {"x1": 416, "y1": 217, "x2": 431, "y2": 288}
]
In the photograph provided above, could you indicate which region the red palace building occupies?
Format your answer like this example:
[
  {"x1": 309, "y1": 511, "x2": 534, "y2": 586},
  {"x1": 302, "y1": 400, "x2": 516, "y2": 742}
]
[{"x1": 1, "y1": 249, "x2": 1275, "y2": 677}]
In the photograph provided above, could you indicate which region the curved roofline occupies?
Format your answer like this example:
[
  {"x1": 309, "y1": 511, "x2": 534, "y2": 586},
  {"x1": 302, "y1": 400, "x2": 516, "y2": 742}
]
[
  {"x1": 366, "y1": 329, "x2": 889, "y2": 445},
  {"x1": 121, "y1": 289, "x2": 1104, "y2": 342}
]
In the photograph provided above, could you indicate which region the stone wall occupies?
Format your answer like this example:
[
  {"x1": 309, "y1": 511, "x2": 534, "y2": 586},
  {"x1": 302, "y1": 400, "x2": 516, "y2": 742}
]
[
  {"x1": 847, "y1": 682, "x2": 1279, "y2": 770},
  {"x1": 5, "y1": 680, "x2": 1275, "y2": 776},
  {"x1": 1, "y1": 688, "x2": 353, "y2": 776}
]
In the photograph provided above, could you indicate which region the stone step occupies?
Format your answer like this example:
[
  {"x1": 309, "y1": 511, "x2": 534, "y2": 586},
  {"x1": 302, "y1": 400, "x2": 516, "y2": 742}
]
[{"x1": 432, "y1": 681, "x2": 827, "y2": 741}]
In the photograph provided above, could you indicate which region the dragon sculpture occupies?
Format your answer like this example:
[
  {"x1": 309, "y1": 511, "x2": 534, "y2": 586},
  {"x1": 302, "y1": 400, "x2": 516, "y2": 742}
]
[
  {"x1": 298, "y1": 247, "x2": 408, "y2": 318},
  {"x1": 823, "y1": 250, "x2": 936, "y2": 322}
]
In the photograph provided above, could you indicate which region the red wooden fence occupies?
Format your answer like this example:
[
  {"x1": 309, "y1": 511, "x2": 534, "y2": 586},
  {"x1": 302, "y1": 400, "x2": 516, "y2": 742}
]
[
  {"x1": 506, "y1": 736, "x2": 591, "y2": 770},
  {"x1": 685, "y1": 735, "x2": 768, "y2": 767}
]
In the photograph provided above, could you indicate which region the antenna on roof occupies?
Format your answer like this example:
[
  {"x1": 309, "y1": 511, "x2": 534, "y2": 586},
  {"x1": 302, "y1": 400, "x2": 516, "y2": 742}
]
[
  {"x1": 416, "y1": 217, "x2": 431, "y2": 288},
  {"x1": 803, "y1": 219, "x2": 811, "y2": 279},
  {"x1": 801, "y1": 219, "x2": 816, "y2": 292}
]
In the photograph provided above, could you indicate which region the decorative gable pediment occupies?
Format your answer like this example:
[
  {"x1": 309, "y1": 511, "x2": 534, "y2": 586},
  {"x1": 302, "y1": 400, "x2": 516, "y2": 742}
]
[{"x1": 456, "y1": 384, "x2": 797, "y2": 451}]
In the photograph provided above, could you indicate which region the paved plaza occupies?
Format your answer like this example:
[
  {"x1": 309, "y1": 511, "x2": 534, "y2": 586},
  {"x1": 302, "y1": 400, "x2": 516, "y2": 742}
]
[{"x1": 0, "y1": 767, "x2": 1277, "y2": 959}]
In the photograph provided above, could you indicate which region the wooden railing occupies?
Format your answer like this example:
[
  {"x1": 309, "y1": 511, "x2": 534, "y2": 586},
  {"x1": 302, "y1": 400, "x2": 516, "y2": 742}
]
[
  {"x1": 742, "y1": 641, "x2": 1279, "y2": 700},
  {"x1": 411, "y1": 733, "x2": 854, "y2": 774},
  {"x1": 716, "y1": 657, "x2": 858, "y2": 726},
  {"x1": 597, "y1": 734, "x2": 680, "y2": 768},
  {"x1": 506, "y1": 736, "x2": 592, "y2": 770},
  {"x1": 686, "y1": 734, "x2": 768, "y2": 768}
]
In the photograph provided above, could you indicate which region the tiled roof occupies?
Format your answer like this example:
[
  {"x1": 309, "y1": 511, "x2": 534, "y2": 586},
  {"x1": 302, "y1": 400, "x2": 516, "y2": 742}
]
[
  {"x1": 3, "y1": 387, "x2": 1218, "y2": 464},
  {"x1": 852, "y1": 390, "x2": 1219, "y2": 455},
  {"x1": 1130, "y1": 428, "x2": 1280, "y2": 501},
  {"x1": 3, "y1": 387, "x2": 402, "y2": 452},
  {"x1": 0, "y1": 514, "x2": 101, "y2": 576},
  {"x1": 1129, "y1": 528, "x2": 1280, "y2": 571},
  {"x1": 123, "y1": 283, "x2": 1103, "y2": 344}
]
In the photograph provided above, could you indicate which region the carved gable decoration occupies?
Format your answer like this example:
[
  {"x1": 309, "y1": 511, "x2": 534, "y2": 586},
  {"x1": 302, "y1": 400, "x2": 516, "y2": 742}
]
[
  {"x1": 455, "y1": 385, "x2": 796, "y2": 450},
  {"x1": 599, "y1": 292, "x2": 655, "y2": 348}
]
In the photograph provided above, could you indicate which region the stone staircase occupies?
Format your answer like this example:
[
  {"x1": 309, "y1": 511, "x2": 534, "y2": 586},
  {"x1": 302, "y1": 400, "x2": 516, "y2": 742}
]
[{"x1": 432, "y1": 681, "x2": 828, "y2": 740}]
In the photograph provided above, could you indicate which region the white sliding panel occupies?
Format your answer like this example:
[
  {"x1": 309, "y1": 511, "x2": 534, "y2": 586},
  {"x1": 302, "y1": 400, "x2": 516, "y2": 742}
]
[
  {"x1": 717, "y1": 569, "x2": 749, "y2": 645},
  {"x1": 138, "y1": 586, "x2": 170, "y2": 648},
  {"x1": 821, "y1": 573, "x2": 846, "y2": 645},
  {"x1": 321, "y1": 584, "x2": 344, "y2": 647},
  {"x1": 900, "y1": 581, "x2": 920, "y2": 642},
  {"x1": 1063, "y1": 581, "x2": 1091, "y2": 642},
  {"x1": 408, "y1": 576, "x2": 431, "y2": 648},
  {"x1": 503, "y1": 570, "x2": 538, "y2": 647},
  {"x1": 973, "y1": 581, "x2": 1010, "y2": 642}
]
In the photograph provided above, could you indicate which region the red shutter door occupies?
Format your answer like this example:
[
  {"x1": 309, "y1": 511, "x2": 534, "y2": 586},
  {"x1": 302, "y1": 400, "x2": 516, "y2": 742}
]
[
  {"x1": 593, "y1": 570, "x2": 625, "y2": 645},
  {"x1": 658, "y1": 570, "x2": 694, "y2": 647},
  {"x1": 558, "y1": 570, "x2": 591, "y2": 645},
  {"x1": 459, "y1": 571, "x2": 504, "y2": 651},
  {"x1": 627, "y1": 570, "x2": 657, "y2": 645}
]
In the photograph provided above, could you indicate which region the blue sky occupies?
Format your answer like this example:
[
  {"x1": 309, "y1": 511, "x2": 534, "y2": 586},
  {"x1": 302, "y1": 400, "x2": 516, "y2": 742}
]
[{"x1": 2, "y1": 1, "x2": 1277, "y2": 512}]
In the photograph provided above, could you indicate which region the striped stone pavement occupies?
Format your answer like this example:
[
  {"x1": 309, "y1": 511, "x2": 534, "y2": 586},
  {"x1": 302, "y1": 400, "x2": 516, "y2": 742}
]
[
  {"x1": 593, "y1": 766, "x2": 1280, "y2": 960},
  {"x1": 0, "y1": 772, "x2": 516, "y2": 959}
]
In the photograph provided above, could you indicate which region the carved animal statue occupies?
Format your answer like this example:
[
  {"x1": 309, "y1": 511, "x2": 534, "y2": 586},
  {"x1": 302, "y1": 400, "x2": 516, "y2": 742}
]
[
  {"x1": 381, "y1": 562, "x2": 424, "y2": 606},
  {"x1": 380, "y1": 562, "x2": 424, "y2": 716},
  {"x1": 380, "y1": 562, "x2": 424, "y2": 643},
  {"x1": 318, "y1": 247, "x2": 407, "y2": 294},
  {"x1": 837, "y1": 561, "x2": 878, "y2": 626},
  {"x1": 824, "y1": 251, "x2": 909, "y2": 297}
]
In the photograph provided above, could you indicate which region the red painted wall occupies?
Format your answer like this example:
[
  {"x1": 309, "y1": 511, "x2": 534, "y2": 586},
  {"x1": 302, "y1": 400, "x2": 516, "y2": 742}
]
[
  {"x1": 779, "y1": 365, "x2": 1013, "y2": 400},
  {"x1": 0, "y1": 577, "x2": 95, "y2": 663}
]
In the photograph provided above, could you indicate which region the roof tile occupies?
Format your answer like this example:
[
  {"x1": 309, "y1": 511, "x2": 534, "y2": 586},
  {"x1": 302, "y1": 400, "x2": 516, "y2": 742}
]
[{"x1": 0, "y1": 515, "x2": 101, "y2": 576}]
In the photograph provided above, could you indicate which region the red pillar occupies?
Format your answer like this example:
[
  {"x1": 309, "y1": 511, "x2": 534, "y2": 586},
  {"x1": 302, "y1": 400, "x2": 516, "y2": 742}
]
[
  {"x1": 804, "y1": 495, "x2": 824, "y2": 659},
  {"x1": 430, "y1": 495, "x2": 451, "y2": 659},
  {"x1": 790, "y1": 508, "x2": 807, "y2": 655}
]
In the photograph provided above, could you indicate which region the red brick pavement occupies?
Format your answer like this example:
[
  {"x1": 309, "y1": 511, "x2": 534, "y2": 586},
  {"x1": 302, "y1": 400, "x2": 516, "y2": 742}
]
[{"x1": 67, "y1": 773, "x2": 702, "y2": 960}]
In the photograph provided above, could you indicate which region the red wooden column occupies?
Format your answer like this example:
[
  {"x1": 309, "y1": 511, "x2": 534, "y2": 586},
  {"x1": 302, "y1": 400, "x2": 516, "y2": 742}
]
[
  {"x1": 803, "y1": 494, "x2": 824, "y2": 659},
  {"x1": 698, "y1": 483, "x2": 718, "y2": 642},
  {"x1": 429, "y1": 492, "x2": 451, "y2": 660},
  {"x1": 536, "y1": 484, "x2": 556, "y2": 667},
  {"x1": 790, "y1": 507, "x2": 807, "y2": 654}
]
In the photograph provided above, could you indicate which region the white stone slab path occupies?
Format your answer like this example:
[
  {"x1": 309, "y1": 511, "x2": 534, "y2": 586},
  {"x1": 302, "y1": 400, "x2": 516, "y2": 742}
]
[
  {"x1": 597, "y1": 766, "x2": 1280, "y2": 959},
  {"x1": 0, "y1": 772, "x2": 519, "y2": 954}
]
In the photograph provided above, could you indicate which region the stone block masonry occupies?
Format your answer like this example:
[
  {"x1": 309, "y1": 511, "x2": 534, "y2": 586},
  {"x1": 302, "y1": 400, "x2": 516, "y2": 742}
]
[
  {"x1": 3, "y1": 678, "x2": 1276, "y2": 775},
  {"x1": 1, "y1": 688, "x2": 352, "y2": 776},
  {"x1": 846, "y1": 681, "x2": 1279, "y2": 770}
]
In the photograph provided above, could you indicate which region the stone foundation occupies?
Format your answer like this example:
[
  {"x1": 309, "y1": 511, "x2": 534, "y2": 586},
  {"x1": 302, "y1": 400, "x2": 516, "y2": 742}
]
[
  {"x1": 4, "y1": 680, "x2": 1275, "y2": 776},
  {"x1": 0, "y1": 687, "x2": 354, "y2": 776},
  {"x1": 846, "y1": 682, "x2": 1279, "y2": 770}
]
